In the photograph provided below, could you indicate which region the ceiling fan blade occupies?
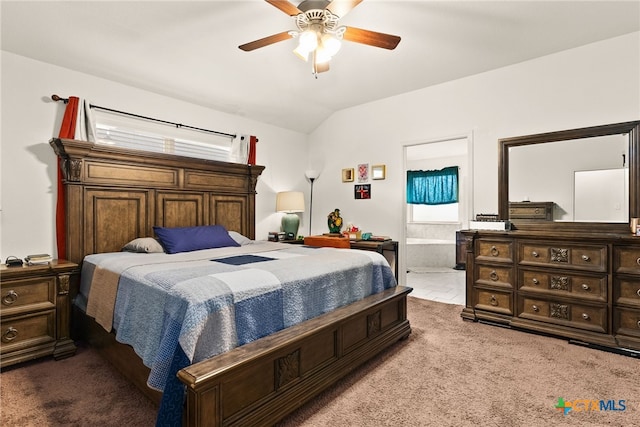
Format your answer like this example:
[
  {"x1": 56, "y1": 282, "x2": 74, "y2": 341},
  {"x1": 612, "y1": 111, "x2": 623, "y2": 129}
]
[
  {"x1": 239, "y1": 31, "x2": 294, "y2": 51},
  {"x1": 326, "y1": 0, "x2": 363, "y2": 18},
  {"x1": 343, "y1": 26, "x2": 401, "y2": 50},
  {"x1": 265, "y1": 0, "x2": 302, "y2": 16}
]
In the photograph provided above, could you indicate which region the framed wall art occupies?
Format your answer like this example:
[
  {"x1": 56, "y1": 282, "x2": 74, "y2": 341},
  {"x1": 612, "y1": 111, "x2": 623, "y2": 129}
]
[
  {"x1": 342, "y1": 168, "x2": 354, "y2": 182},
  {"x1": 354, "y1": 184, "x2": 371, "y2": 200},
  {"x1": 372, "y1": 164, "x2": 386, "y2": 180},
  {"x1": 357, "y1": 163, "x2": 369, "y2": 182}
]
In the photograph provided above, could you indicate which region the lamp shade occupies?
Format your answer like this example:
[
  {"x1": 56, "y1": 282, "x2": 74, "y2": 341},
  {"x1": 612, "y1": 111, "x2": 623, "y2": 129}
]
[{"x1": 276, "y1": 191, "x2": 305, "y2": 213}]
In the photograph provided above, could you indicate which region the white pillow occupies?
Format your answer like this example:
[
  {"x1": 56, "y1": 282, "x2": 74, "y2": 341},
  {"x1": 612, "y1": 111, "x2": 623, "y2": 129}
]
[
  {"x1": 228, "y1": 231, "x2": 254, "y2": 246},
  {"x1": 122, "y1": 237, "x2": 165, "y2": 253}
]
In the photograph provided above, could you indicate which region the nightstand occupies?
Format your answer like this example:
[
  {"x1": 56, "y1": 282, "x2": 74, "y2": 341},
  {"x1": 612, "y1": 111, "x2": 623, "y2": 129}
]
[
  {"x1": 300, "y1": 236, "x2": 399, "y2": 281},
  {"x1": 351, "y1": 240, "x2": 399, "y2": 281},
  {"x1": 0, "y1": 260, "x2": 79, "y2": 368}
]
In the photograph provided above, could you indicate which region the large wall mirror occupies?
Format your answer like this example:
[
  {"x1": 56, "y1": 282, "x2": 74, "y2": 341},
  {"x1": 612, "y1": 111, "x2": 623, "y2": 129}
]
[{"x1": 498, "y1": 120, "x2": 640, "y2": 233}]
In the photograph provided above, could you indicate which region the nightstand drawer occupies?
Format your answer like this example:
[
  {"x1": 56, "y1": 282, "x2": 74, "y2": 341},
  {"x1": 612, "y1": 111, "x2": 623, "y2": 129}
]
[
  {"x1": 0, "y1": 310, "x2": 55, "y2": 350},
  {"x1": 1, "y1": 276, "x2": 55, "y2": 314},
  {"x1": 518, "y1": 297, "x2": 607, "y2": 333}
]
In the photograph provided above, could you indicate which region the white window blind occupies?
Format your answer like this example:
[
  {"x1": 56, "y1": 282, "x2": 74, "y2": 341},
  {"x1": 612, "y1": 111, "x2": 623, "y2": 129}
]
[{"x1": 93, "y1": 109, "x2": 238, "y2": 163}]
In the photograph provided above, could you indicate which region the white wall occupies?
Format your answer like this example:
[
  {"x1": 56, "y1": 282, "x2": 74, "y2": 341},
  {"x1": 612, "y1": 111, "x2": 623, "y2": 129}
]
[
  {"x1": 2, "y1": 32, "x2": 639, "y2": 263},
  {"x1": 0, "y1": 52, "x2": 309, "y2": 260},
  {"x1": 307, "y1": 32, "x2": 640, "y2": 241}
]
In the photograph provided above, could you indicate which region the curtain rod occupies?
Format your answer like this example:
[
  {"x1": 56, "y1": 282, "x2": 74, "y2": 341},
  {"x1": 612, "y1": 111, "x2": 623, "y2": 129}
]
[{"x1": 51, "y1": 94, "x2": 237, "y2": 139}]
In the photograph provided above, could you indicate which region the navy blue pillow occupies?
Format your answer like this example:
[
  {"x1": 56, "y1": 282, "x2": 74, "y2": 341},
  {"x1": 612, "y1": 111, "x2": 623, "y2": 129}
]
[{"x1": 153, "y1": 225, "x2": 240, "y2": 254}]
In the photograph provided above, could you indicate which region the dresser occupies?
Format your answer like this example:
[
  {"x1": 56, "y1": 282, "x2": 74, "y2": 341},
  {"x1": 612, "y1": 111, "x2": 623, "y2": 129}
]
[
  {"x1": 460, "y1": 230, "x2": 640, "y2": 352},
  {"x1": 0, "y1": 260, "x2": 79, "y2": 367}
]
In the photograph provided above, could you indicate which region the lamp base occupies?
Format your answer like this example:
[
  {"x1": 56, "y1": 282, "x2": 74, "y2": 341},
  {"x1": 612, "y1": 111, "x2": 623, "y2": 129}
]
[{"x1": 281, "y1": 213, "x2": 300, "y2": 238}]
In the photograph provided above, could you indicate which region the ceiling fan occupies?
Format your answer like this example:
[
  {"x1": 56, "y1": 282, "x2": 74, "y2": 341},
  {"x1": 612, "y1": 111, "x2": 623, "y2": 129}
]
[{"x1": 238, "y1": 0, "x2": 401, "y2": 76}]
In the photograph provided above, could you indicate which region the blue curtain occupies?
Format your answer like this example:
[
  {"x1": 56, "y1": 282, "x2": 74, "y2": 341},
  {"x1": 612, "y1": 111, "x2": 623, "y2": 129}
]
[{"x1": 407, "y1": 166, "x2": 458, "y2": 205}]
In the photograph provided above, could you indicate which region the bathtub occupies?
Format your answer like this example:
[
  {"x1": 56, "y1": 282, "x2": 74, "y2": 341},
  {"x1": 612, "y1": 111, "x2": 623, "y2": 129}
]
[{"x1": 406, "y1": 237, "x2": 456, "y2": 269}]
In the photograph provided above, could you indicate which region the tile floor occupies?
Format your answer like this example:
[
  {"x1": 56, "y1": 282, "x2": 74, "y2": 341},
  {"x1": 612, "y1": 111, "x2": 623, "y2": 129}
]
[{"x1": 405, "y1": 267, "x2": 466, "y2": 306}]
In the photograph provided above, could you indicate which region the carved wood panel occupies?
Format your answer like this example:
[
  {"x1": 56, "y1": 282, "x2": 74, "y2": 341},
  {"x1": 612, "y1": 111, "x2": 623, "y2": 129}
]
[
  {"x1": 84, "y1": 189, "x2": 148, "y2": 255},
  {"x1": 210, "y1": 195, "x2": 246, "y2": 235},
  {"x1": 156, "y1": 192, "x2": 206, "y2": 228}
]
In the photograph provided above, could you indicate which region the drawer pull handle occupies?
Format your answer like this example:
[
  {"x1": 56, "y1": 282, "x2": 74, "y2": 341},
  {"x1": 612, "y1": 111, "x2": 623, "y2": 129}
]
[
  {"x1": 490, "y1": 246, "x2": 499, "y2": 257},
  {"x1": 2, "y1": 327, "x2": 18, "y2": 343},
  {"x1": 581, "y1": 254, "x2": 591, "y2": 262},
  {"x1": 490, "y1": 295, "x2": 498, "y2": 306},
  {"x1": 2, "y1": 290, "x2": 19, "y2": 305},
  {"x1": 532, "y1": 278, "x2": 539, "y2": 285},
  {"x1": 489, "y1": 271, "x2": 499, "y2": 281},
  {"x1": 582, "y1": 313, "x2": 590, "y2": 321},
  {"x1": 532, "y1": 304, "x2": 539, "y2": 312},
  {"x1": 581, "y1": 284, "x2": 590, "y2": 291},
  {"x1": 637, "y1": 320, "x2": 640, "y2": 329},
  {"x1": 636, "y1": 257, "x2": 640, "y2": 266},
  {"x1": 637, "y1": 288, "x2": 640, "y2": 297},
  {"x1": 531, "y1": 251, "x2": 539, "y2": 258}
]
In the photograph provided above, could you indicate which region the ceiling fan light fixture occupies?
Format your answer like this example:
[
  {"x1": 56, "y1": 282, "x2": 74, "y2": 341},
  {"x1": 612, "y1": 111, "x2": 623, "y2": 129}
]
[
  {"x1": 298, "y1": 30, "x2": 318, "y2": 51},
  {"x1": 293, "y1": 45, "x2": 310, "y2": 61},
  {"x1": 320, "y1": 33, "x2": 341, "y2": 57}
]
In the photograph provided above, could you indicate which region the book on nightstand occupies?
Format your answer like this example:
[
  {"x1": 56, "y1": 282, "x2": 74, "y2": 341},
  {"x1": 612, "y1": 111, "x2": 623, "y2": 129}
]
[{"x1": 25, "y1": 253, "x2": 53, "y2": 265}]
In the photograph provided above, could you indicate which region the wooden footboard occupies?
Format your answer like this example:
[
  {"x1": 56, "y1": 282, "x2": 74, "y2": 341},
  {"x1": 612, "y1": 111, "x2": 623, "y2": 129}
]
[
  {"x1": 79, "y1": 286, "x2": 411, "y2": 426},
  {"x1": 179, "y1": 285, "x2": 412, "y2": 427}
]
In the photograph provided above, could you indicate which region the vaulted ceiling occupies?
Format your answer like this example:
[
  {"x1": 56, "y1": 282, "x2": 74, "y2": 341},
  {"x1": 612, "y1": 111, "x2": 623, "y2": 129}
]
[{"x1": 2, "y1": 1, "x2": 639, "y2": 133}]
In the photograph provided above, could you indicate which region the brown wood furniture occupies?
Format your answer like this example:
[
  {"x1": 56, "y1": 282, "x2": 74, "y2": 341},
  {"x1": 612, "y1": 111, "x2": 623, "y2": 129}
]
[
  {"x1": 462, "y1": 120, "x2": 640, "y2": 355},
  {"x1": 50, "y1": 138, "x2": 411, "y2": 426},
  {"x1": 461, "y1": 230, "x2": 640, "y2": 352},
  {"x1": 508, "y1": 201, "x2": 554, "y2": 220},
  {"x1": 0, "y1": 260, "x2": 79, "y2": 368},
  {"x1": 301, "y1": 236, "x2": 399, "y2": 280}
]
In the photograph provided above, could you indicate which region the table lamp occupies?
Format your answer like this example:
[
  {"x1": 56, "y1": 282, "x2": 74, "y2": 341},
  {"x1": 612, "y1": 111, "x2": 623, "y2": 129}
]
[{"x1": 276, "y1": 191, "x2": 305, "y2": 238}]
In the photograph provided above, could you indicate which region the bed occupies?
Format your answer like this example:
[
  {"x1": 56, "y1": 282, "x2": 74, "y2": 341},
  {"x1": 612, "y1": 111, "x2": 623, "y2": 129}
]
[{"x1": 50, "y1": 137, "x2": 412, "y2": 426}]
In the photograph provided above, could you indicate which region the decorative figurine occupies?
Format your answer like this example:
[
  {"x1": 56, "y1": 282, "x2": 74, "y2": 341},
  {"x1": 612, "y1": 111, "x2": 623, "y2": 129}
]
[{"x1": 327, "y1": 209, "x2": 343, "y2": 233}]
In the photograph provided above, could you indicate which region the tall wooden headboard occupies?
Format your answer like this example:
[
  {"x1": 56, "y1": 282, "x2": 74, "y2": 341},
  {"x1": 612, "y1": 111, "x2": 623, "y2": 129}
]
[{"x1": 50, "y1": 138, "x2": 264, "y2": 264}]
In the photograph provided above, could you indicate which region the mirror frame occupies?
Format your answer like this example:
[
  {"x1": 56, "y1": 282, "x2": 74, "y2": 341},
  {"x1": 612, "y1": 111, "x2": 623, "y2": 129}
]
[{"x1": 498, "y1": 120, "x2": 640, "y2": 233}]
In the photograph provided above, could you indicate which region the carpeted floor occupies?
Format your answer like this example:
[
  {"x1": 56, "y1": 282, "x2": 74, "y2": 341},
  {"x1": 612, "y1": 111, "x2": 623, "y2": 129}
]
[{"x1": 2, "y1": 297, "x2": 639, "y2": 426}]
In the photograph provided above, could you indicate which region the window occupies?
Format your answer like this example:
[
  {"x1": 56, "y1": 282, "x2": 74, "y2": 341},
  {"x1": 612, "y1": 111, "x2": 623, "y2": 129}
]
[
  {"x1": 93, "y1": 109, "x2": 241, "y2": 163},
  {"x1": 407, "y1": 166, "x2": 459, "y2": 222}
]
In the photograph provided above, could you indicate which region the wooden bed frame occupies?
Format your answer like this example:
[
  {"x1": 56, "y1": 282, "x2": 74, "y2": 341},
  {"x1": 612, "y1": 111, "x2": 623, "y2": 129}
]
[{"x1": 50, "y1": 138, "x2": 412, "y2": 426}]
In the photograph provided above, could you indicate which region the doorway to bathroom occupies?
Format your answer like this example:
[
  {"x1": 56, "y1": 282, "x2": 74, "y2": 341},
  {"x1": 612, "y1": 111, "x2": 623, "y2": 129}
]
[{"x1": 403, "y1": 135, "x2": 471, "y2": 304}]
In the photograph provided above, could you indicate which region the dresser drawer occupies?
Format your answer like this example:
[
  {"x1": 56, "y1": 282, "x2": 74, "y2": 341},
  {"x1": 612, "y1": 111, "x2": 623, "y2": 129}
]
[
  {"x1": 613, "y1": 307, "x2": 640, "y2": 338},
  {"x1": 614, "y1": 246, "x2": 640, "y2": 276},
  {"x1": 474, "y1": 289, "x2": 513, "y2": 316},
  {"x1": 476, "y1": 239, "x2": 513, "y2": 263},
  {"x1": 614, "y1": 278, "x2": 640, "y2": 308},
  {"x1": 0, "y1": 310, "x2": 56, "y2": 352},
  {"x1": 518, "y1": 242, "x2": 607, "y2": 272},
  {"x1": 518, "y1": 297, "x2": 607, "y2": 333},
  {"x1": 475, "y1": 265, "x2": 514, "y2": 289},
  {"x1": 519, "y1": 269, "x2": 607, "y2": 302},
  {"x1": 1, "y1": 276, "x2": 55, "y2": 315}
]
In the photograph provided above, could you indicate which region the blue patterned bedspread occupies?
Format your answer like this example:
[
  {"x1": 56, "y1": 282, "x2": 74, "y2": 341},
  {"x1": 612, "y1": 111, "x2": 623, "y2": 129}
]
[{"x1": 79, "y1": 241, "x2": 397, "y2": 426}]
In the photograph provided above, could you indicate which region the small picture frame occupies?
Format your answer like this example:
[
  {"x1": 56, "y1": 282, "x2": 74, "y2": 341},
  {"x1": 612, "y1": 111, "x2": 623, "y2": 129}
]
[
  {"x1": 354, "y1": 184, "x2": 371, "y2": 200},
  {"x1": 357, "y1": 163, "x2": 369, "y2": 182},
  {"x1": 372, "y1": 164, "x2": 386, "y2": 180},
  {"x1": 342, "y1": 168, "x2": 354, "y2": 182}
]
